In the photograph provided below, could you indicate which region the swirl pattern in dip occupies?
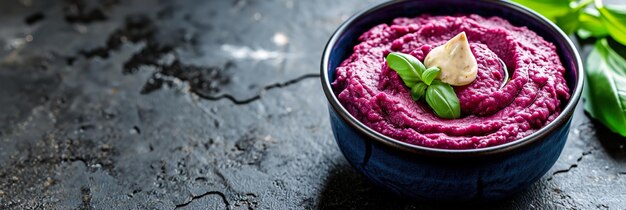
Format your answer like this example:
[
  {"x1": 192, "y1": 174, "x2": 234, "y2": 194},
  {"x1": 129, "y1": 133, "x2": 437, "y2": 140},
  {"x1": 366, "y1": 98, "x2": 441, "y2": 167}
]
[{"x1": 332, "y1": 15, "x2": 570, "y2": 149}]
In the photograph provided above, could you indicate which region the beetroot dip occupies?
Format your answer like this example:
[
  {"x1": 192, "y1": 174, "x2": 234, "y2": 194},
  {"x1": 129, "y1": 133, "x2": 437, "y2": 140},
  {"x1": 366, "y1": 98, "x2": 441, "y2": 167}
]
[{"x1": 332, "y1": 15, "x2": 570, "y2": 149}]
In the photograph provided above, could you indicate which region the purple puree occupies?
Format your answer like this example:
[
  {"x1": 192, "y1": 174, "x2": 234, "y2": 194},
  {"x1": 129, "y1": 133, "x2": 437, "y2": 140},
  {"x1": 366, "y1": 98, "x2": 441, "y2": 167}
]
[{"x1": 332, "y1": 15, "x2": 570, "y2": 149}]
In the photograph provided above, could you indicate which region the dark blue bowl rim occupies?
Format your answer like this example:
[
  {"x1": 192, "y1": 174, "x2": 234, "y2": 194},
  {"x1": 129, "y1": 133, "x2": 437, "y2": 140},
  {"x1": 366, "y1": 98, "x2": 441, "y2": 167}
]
[{"x1": 320, "y1": 0, "x2": 584, "y2": 157}]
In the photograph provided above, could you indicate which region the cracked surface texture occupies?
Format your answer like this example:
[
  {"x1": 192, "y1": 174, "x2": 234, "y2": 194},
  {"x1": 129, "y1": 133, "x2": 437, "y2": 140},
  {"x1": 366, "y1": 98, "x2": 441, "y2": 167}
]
[{"x1": 0, "y1": 0, "x2": 624, "y2": 209}]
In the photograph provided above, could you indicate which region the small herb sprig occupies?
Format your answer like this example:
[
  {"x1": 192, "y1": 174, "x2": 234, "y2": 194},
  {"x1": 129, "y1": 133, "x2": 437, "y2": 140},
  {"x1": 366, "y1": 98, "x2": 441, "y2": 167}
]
[{"x1": 386, "y1": 52, "x2": 461, "y2": 119}]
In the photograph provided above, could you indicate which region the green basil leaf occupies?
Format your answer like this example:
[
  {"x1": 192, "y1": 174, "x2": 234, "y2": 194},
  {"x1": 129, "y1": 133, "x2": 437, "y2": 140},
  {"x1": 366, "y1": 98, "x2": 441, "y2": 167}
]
[
  {"x1": 512, "y1": 0, "x2": 573, "y2": 22},
  {"x1": 556, "y1": 9, "x2": 581, "y2": 34},
  {"x1": 597, "y1": 2, "x2": 626, "y2": 46},
  {"x1": 421, "y1": 66, "x2": 441, "y2": 86},
  {"x1": 403, "y1": 53, "x2": 426, "y2": 76},
  {"x1": 577, "y1": 9, "x2": 609, "y2": 38},
  {"x1": 411, "y1": 82, "x2": 428, "y2": 101},
  {"x1": 392, "y1": 52, "x2": 426, "y2": 75},
  {"x1": 386, "y1": 52, "x2": 422, "y2": 87},
  {"x1": 555, "y1": 0, "x2": 594, "y2": 34},
  {"x1": 583, "y1": 39, "x2": 626, "y2": 137},
  {"x1": 425, "y1": 80, "x2": 461, "y2": 119},
  {"x1": 577, "y1": 28, "x2": 593, "y2": 39}
]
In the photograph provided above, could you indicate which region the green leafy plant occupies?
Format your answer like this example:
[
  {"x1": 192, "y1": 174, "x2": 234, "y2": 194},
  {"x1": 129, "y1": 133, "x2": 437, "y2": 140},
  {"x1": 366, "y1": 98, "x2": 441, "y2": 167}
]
[
  {"x1": 514, "y1": 0, "x2": 626, "y2": 137},
  {"x1": 386, "y1": 52, "x2": 460, "y2": 119},
  {"x1": 584, "y1": 39, "x2": 626, "y2": 136},
  {"x1": 596, "y1": 1, "x2": 626, "y2": 45}
]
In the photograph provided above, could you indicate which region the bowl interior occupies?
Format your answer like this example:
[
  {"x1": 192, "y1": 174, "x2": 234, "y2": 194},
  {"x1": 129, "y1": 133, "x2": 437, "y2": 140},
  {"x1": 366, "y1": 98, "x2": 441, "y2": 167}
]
[{"x1": 322, "y1": 0, "x2": 582, "y2": 154}]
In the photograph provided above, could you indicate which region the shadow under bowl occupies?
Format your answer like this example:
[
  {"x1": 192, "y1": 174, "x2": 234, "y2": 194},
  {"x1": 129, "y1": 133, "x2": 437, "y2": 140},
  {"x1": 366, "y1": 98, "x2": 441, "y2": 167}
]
[{"x1": 320, "y1": 0, "x2": 583, "y2": 202}]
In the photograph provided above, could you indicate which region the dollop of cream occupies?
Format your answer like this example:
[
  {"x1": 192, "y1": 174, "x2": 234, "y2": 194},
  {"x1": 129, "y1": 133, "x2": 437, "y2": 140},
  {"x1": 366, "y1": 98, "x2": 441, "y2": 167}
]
[{"x1": 424, "y1": 32, "x2": 478, "y2": 86}]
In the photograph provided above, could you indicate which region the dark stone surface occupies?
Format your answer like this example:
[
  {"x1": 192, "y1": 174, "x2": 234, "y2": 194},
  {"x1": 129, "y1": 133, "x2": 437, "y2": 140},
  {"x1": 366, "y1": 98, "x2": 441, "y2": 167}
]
[{"x1": 0, "y1": 0, "x2": 624, "y2": 209}]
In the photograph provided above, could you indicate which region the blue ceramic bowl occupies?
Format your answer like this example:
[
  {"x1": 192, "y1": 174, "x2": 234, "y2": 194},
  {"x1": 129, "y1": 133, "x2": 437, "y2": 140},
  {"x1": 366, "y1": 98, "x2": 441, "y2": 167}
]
[{"x1": 321, "y1": 0, "x2": 583, "y2": 202}]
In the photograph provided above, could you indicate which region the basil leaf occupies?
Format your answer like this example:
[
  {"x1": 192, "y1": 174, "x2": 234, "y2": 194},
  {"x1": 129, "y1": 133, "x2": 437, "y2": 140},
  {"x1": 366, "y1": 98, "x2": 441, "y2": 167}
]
[
  {"x1": 411, "y1": 82, "x2": 428, "y2": 101},
  {"x1": 555, "y1": 0, "x2": 593, "y2": 34},
  {"x1": 386, "y1": 52, "x2": 422, "y2": 87},
  {"x1": 577, "y1": 9, "x2": 608, "y2": 39},
  {"x1": 421, "y1": 66, "x2": 441, "y2": 86},
  {"x1": 597, "y1": 2, "x2": 626, "y2": 46},
  {"x1": 577, "y1": 29, "x2": 593, "y2": 39},
  {"x1": 390, "y1": 52, "x2": 426, "y2": 75},
  {"x1": 426, "y1": 80, "x2": 461, "y2": 119},
  {"x1": 583, "y1": 39, "x2": 626, "y2": 137},
  {"x1": 556, "y1": 8, "x2": 581, "y2": 34},
  {"x1": 402, "y1": 53, "x2": 426, "y2": 76},
  {"x1": 512, "y1": 0, "x2": 572, "y2": 22}
]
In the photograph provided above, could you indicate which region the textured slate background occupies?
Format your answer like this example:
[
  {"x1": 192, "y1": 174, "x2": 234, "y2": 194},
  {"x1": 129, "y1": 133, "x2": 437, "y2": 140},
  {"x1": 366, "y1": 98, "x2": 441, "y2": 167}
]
[{"x1": 0, "y1": 0, "x2": 625, "y2": 209}]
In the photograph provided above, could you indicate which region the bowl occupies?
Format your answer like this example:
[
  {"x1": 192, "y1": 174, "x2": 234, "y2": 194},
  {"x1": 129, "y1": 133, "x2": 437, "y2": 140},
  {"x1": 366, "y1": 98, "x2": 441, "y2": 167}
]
[{"x1": 320, "y1": 0, "x2": 583, "y2": 202}]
